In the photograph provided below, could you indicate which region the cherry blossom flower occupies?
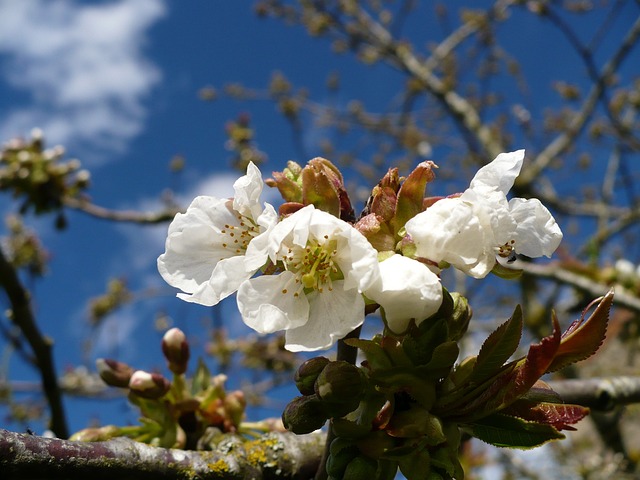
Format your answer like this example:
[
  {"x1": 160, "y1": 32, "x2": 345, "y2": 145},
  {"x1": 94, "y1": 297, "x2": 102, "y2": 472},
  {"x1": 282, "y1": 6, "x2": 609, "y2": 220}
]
[
  {"x1": 157, "y1": 162, "x2": 277, "y2": 306},
  {"x1": 237, "y1": 205, "x2": 380, "y2": 352},
  {"x1": 365, "y1": 254, "x2": 443, "y2": 334},
  {"x1": 404, "y1": 150, "x2": 562, "y2": 278}
]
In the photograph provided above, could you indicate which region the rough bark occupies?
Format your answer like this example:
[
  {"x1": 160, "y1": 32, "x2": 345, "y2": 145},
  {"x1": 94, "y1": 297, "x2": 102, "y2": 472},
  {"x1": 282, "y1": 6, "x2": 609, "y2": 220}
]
[{"x1": 0, "y1": 428, "x2": 324, "y2": 480}]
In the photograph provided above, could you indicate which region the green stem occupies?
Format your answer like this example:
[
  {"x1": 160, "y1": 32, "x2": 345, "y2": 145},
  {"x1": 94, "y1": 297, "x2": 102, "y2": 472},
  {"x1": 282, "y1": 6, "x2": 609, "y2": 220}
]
[{"x1": 314, "y1": 326, "x2": 362, "y2": 480}]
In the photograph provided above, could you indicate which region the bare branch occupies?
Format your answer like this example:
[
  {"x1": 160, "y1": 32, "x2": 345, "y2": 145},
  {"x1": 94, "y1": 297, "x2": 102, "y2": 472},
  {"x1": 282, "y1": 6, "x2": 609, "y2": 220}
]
[
  {"x1": 63, "y1": 197, "x2": 180, "y2": 224},
  {"x1": 548, "y1": 376, "x2": 640, "y2": 411},
  {"x1": 0, "y1": 246, "x2": 68, "y2": 438},
  {"x1": 0, "y1": 428, "x2": 323, "y2": 480}
]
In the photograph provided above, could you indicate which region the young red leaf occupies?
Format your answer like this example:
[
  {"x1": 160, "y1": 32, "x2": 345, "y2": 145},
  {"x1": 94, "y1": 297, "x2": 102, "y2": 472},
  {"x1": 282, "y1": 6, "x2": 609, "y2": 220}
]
[
  {"x1": 546, "y1": 290, "x2": 613, "y2": 373},
  {"x1": 501, "y1": 399, "x2": 589, "y2": 430},
  {"x1": 468, "y1": 305, "x2": 523, "y2": 384}
]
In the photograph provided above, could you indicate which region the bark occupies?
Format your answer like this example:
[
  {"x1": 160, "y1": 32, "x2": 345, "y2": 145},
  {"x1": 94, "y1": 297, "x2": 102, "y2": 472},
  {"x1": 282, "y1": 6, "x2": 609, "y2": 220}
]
[{"x1": 0, "y1": 428, "x2": 324, "y2": 480}]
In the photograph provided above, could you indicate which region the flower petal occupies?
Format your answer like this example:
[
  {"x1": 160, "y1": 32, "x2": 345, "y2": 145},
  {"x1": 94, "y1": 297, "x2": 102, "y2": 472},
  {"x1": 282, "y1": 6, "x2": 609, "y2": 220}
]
[
  {"x1": 509, "y1": 197, "x2": 563, "y2": 258},
  {"x1": 284, "y1": 282, "x2": 365, "y2": 352},
  {"x1": 233, "y1": 161, "x2": 265, "y2": 220},
  {"x1": 158, "y1": 196, "x2": 238, "y2": 293},
  {"x1": 237, "y1": 272, "x2": 310, "y2": 334},
  {"x1": 469, "y1": 150, "x2": 524, "y2": 195},
  {"x1": 365, "y1": 255, "x2": 443, "y2": 333}
]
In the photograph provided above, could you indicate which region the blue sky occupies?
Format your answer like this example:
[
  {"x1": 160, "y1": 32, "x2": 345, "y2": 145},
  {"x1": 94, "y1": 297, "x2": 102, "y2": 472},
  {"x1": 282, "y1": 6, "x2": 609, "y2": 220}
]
[{"x1": 0, "y1": 0, "x2": 638, "y2": 447}]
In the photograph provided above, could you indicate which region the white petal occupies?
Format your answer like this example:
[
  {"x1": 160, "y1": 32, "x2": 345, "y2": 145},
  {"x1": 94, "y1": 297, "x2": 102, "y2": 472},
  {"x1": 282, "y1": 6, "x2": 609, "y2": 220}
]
[
  {"x1": 157, "y1": 196, "x2": 238, "y2": 293},
  {"x1": 237, "y1": 272, "x2": 309, "y2": 334},
  {"x1": 284, "y1": 282, "x2": 365, "y2": 352},
  {"x1": 365, "y1": 255, "x2": 443, "y2": 333},
  {"x1": 233, "y1": 162, "x2": 264, "y2": 220},
  {"x1": 406, "y1": 197, "x2": 486, "y2": 270},
  {"x1": 469, "y1": 150, "x2": 524, "y2": 195},
  {"x1": 509, "y1": 197, "x2": 563, "y2": 258},
  {"x1": 267, "y1": 205, "x2": 314, "y2": 260}
]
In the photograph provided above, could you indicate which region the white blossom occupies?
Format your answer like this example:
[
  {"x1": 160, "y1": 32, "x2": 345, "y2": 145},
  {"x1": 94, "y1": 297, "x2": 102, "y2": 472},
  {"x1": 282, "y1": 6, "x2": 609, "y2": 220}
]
[
  {"x1": 157, "y1": 162, "x2": 277, "y2": 306},
  {"x1": 365, "y1": 254, "x2": 443, "y2": 334},
  {"x1": 237, "y1": 205, "x2": 380, "y2": 352},
  {"x1": 405, "y1": 150, "x2": 562, "y2": 278}
]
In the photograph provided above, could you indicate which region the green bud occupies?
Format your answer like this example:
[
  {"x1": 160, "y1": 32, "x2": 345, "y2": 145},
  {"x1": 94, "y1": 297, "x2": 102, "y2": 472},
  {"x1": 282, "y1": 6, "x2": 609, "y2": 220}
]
[
  {"x1": 315, "y1": 361, "x2": 365, "y2": 404},
  {"x1": 343, "y1": 455, "x2": 379, "y2": 479},
  {"x1": 294, "y1": 356, "x2": 330, "y2": 395},
  {"x1": 448, "y1": 292, "x2": 472, "y2": 341},
  {"x1": 282, "y1": 395, "x2": 328, "y2": 434}
]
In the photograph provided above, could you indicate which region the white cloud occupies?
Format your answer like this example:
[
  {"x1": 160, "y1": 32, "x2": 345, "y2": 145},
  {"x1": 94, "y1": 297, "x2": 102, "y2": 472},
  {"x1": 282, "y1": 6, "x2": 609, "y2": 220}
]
[{"x1": 0, "y1": 0, "x2": 166, "y2": 161}]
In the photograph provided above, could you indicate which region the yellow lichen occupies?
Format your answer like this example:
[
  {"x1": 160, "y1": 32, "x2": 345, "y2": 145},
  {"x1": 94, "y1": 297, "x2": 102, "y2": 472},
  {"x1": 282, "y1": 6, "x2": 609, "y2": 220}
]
[{"x1": 207, "y1": 459, "x2": 230, "y2": 474}]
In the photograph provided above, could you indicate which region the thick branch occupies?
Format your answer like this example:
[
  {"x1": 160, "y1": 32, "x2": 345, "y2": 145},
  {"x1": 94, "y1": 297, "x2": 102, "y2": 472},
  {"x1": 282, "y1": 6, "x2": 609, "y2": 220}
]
[
  {"x1": 0, "y1": 429, "x2": 324, "y2": 480},
  {"x1": 548, "y1": 376, "x2": 640, "y2": 411},
  {"x1": 0, "y1": 246, "x2": 68, "y2": 438}
]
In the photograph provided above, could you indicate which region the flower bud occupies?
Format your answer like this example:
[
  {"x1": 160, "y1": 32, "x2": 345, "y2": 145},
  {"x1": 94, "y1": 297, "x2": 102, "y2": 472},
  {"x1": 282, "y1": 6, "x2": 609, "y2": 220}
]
[
  {"x1": 314, "y1": 361, "x2": 365, "y2": 405},
  {"x1": 162, "y1": 327, "x2": 190, "y2": 374},
  {"x1": 448, "y1": 293, "x2": 472, "y2": 342},
  {"x1": 128, "y1": 370, "x2": 171, "y2": 399},
  {"x1": 282, "y1": 395, "x2": 328, "y2": 434},
  {"x1": 294, "y1": 356, "x2": 330, "y2": 395},
  {"x1": 96, "y1": 358, "x2": 134, "y2": 388}
]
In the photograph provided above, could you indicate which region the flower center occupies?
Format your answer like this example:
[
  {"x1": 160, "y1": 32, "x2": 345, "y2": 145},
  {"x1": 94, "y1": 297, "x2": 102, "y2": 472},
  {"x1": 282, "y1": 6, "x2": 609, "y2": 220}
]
[
  {"x1": 497, "y1": 239, "x2": 517, "y2": 262},
  {"x1": 219, "y1": 214, "x2": 260, "y2": 257},
  {"x1": 283, "y1": 235, "x2": 340, "y2": 295}
]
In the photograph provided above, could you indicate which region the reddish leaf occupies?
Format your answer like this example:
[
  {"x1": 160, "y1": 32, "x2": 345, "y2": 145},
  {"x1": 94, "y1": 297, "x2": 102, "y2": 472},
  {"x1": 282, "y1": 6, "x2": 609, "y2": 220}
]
[
  {"x1": 469, "y1": 306, "x2": 523, "y2": 384},
  {"x1": 502, "y1": 399, "x2": 589, "y2": 430},
  {"x1": 546, "y1": 290, "x2": 613, "y2": 373}
]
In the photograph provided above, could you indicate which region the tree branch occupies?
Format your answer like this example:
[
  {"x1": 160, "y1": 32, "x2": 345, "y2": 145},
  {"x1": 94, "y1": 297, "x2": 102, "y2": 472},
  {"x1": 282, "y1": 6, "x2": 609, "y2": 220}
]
[
  {"x1": 548, "y1": 376, "x2": 640, "y2": 411},
  {"x1": 63, "y1": 197, "x2": 180, "y2": 224},
  {"x1": 0, "y1": 428, "x2": 324, "y2": 480},
  {"x1": 0, "y1": 246, "x2": 68, "y2": 438}
]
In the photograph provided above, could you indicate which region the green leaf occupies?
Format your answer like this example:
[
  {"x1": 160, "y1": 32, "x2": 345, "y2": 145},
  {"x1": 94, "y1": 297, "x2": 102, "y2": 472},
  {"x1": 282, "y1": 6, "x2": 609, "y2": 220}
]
[
  {"x1": 345, "y1": 338, "x2": 393, "y2": 370},
  {"x1": 402, "y1": 318, "x2": 449, "y2": 366},
  {"x1": 469, "y1": 306, "x2": 523, "y2": 384},
  {"x1": 546, "y1": 290, "x2": 613, "y2": 373},
  {"x1": 465, "y1": 413, "x2": 564, "y2": 449},
  {"x1": 191, "y1": 358, "x2": 211, "y2": 395},
  {"x1": 417, "y1": 341, "x2": 460, "y2": 379},
  {"x1": 398, "y1": 444, "x2": 432, "y2": 480}
]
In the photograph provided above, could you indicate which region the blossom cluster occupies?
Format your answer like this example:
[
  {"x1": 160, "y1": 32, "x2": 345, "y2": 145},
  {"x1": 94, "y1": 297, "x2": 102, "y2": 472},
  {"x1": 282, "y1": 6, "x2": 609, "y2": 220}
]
[{"x1": 158, "y1": 151, "x2": 562, "y2": 351}]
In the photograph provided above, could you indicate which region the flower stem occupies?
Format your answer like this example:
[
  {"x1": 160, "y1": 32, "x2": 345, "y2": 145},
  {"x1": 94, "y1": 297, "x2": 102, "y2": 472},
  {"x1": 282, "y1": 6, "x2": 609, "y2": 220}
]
[{"x1": 314, "y1": 325, "x2": 362, "y2": 480}]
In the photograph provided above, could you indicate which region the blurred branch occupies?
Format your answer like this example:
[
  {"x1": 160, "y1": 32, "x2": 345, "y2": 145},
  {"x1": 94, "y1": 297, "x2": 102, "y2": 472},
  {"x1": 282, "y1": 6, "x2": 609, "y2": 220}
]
[
  {"x1": 548, "y1": 376, "x2": 640, "y2": 411},
  {"x1": 0, "y1": 428, "x2": 323, "y2": 480},
  {"x1": 510, "y1": 259, "x2": 640, "y2": 313},
  {"x1": 0, "y1": 246, "x2": 68, "y2": 439},
  {"x1": 520, "y1": 12, "x2": 640, "y2": 185},
  {"x1": 63, "y1": 197, "x2": 180, "y2": 224}
]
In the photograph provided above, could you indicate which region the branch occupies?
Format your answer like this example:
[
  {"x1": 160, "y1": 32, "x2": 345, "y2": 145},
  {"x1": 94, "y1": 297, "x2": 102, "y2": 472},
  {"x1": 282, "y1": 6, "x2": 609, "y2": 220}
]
[
  {"x1": 0, "y1": 246, "x2": 68, "y2": 438},
  {"x1": 63, "y1": 197, "x2": 180, "y2": 224},
  {"x1": 510, "y1": 259, "x2": 640, "y2": 314},
  {"x1": 0, "y1": 428, "x2": 324, "y2": 480},
  {"x1": 548, "y1": 376, "x2": 640, "y2": 411}
]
